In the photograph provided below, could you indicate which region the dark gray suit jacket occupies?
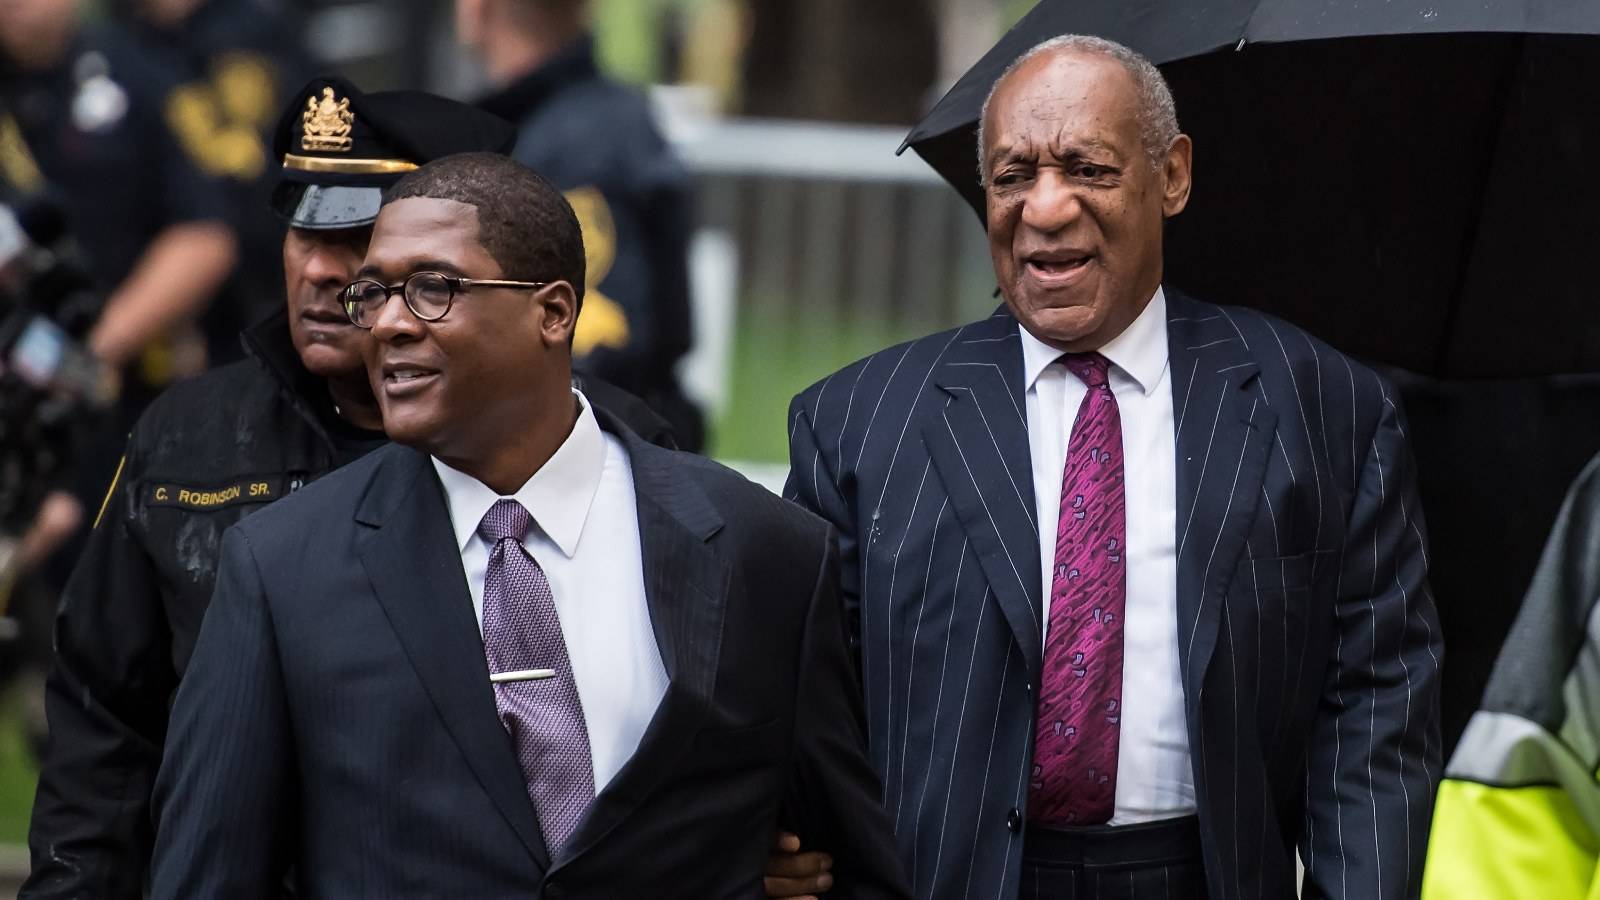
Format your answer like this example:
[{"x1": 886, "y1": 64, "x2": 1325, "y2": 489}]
[
  {"x1": 150, "y1": 414, "x2": 910, "y2": 899},
  {"x1": 785, "y1": 290, "x2": 1443, "y2": 900}
]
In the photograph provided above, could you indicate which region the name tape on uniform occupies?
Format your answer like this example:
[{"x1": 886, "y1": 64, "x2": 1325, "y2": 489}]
[{"x1": 146, "y1": 477, "x2": 285, "y2": 511}]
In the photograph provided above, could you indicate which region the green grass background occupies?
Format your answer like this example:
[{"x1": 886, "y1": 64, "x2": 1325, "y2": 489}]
[
  {"x1": 0, "y1": 687, "x2": 35, "y2": 844},
  {"x1": 707, "y1": 311, "x2": 912, "y2": 464}
]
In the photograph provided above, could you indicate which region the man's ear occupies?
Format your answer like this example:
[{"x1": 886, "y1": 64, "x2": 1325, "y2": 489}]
[
  {"x1": 536, "y1": 281, "x2": 579, "y2": 348},
  {"x1": 1162, "y1": 134, "x2": 1194, "y2": 218}
]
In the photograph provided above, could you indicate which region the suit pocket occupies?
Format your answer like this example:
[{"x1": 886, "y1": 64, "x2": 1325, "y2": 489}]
[
  {"x1": 689, "y1": 718, "x2": 787, "y2": 762},
  {"x1": 1245, "y1": 550, "x2": 1335, "y2": 592}
]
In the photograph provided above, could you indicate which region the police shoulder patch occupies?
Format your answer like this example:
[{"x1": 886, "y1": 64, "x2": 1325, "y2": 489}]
[
  {"x1": 564, "y1": 186, "x2": 630, "y2": 355},
  {"x1": 165, "y1": 82, "x2": 266, "y2": 181},
  {"x1": 146, "y1": 477, "x2": 284, "y2": 511}
]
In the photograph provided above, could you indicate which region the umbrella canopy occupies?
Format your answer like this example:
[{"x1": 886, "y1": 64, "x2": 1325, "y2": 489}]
[{"x1": 903, "y1": 1, "x2": 1600, "y2": 377}]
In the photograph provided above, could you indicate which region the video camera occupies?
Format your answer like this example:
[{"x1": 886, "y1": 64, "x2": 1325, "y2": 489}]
[{"x1": 0, "y1": 189, "x2": 116, "y2": 605}]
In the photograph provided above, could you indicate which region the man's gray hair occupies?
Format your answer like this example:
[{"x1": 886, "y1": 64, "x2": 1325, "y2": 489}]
[{"x1": 977, "y1": 34, "x2": 1180, "y2": 184}]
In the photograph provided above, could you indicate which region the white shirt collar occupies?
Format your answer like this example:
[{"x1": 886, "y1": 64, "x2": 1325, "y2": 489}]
[
  {"x1": 431, "y1": 390, "x2": 606, "y2": 559},
  {"x1": 1018, "y1": 286, "x2": 1170, "y2": 397}
]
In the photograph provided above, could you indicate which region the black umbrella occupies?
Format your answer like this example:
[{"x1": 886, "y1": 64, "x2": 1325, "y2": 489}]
[{"x1": 902, "y1": 1, "x2": 1600, "y2": 378}]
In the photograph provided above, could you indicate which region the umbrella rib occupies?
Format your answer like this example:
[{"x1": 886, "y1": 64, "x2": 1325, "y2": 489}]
[{"x1": 1241, "y1": 0, "x2": 1269, "y2": 45}]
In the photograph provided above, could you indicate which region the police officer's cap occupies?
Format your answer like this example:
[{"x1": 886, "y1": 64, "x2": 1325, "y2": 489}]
[{"x1": 270, "y1": 76, "x2": 517, "y2": 230}]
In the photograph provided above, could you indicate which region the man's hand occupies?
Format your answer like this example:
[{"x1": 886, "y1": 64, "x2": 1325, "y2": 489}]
[
  {"x1": 764, "y1": 831, "x2": 834, "y2": 899},
  {"x1": 16, "y1": 489, "x2": 83, "y2": 571}
]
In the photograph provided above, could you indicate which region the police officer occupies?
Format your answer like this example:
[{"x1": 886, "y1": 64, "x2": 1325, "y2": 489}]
[
  {"x1": 460, "y1": 0, "x2": 706, "y2": 451},
  {"x1": 21, "y1": 76, "x2": 672, "y2": 899},
  {"x1": 122, "y1": 0, "x2": 313, "y2": 358},
  {"x1": 0, "y1": 0, "x2": 239, "y2": 584},
  {"x1": 0, "y1": 0, "x2": 237, "y2": 376}
]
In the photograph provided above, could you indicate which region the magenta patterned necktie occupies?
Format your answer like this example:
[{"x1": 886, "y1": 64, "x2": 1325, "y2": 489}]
[
  {"x1": 479, "y1": 498, "x2": 595, "y2": 854},
  {"x1": 1029, "y1": 353, "x2": 1126, "y2": 826}
]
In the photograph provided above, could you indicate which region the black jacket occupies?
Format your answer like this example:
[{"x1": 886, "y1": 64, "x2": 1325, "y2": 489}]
[
  {"x1": 22, "y1": 313, "x2": 674, "y2": 899},
  {"x1": 150, "y1": 414, "x2": 909, "y2": 899}
]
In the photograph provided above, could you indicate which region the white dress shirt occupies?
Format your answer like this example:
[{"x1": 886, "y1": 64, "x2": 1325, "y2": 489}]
[
  {"x1": 1020, "y1": 287, "x2": 1195, "y2": 824},
  {"x1": 432, "y1": 392, "x2": 668, "y2": 793}
]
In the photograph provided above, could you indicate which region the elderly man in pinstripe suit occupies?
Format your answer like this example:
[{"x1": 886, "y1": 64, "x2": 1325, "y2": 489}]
[{"x1": 771, "y1": 34, "x2": 1442, "y2": 900}]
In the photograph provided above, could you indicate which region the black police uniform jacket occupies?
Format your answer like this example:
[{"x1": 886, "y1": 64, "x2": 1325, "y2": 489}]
[{"x1": 22, "y1": 311, "x2": 678, "y2": 899}]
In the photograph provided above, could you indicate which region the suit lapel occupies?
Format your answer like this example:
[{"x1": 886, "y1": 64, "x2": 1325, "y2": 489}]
[
  {"x1": 354, "y1": 447, "x2": 551, "y2": 872},
  {"x1": 922, "y1": 312, "x2": 1045, "y2": 675},
  {"x1": 554, "y1": 420, "x2": 729, "y2": 867},
  {"x1": 1166, "y1": 290, "x2": 1276, "y2": 706}
]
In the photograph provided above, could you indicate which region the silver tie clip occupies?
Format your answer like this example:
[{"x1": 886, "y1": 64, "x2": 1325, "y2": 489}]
[{"x1": 490, "y1": 669, "x2": 557, "y2": 684}]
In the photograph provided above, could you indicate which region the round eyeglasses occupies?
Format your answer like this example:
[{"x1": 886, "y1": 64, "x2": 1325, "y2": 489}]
[{"x1": 339, "y1": 271, "x2": 547, "y2": 328}]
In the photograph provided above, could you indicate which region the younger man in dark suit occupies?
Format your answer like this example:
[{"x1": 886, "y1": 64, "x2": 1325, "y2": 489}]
[
  {"x1": 150, "y1": 152, "x2": 909, "y2": 899},
  {"x1": 22, "y1": 78, "x2": 508, "y2": 900},
  {"x1": 24, "y1": 79, "x2": 674, "y2": 900}
]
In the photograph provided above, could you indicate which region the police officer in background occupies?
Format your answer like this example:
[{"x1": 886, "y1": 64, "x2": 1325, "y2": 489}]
[
  {"x1": 459, "y1": 0, "x2": 706, "y2": 451},
  {"x1": 22, "y1": 76, "x2": 671, "y2": 899},
  {"x1": 0, "y1": 0, "x2": 237, "y2": 374},
  {"x1": 0, "y1": 0, "x2": 238, "y2": 578},
  {"x1": 121, "y1": 0, "x2": 312, "y2": 358}
]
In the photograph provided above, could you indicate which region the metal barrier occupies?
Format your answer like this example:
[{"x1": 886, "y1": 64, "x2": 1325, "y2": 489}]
[
  {"x1": 663, "y1": 110, "x2": 996, "y2": 464},
  {"x1": 0, "y1": 844, "x2": 25, "y2": 898},
  {"x1": 675, "y1": 115, "x2": 994, "y2": 337}
]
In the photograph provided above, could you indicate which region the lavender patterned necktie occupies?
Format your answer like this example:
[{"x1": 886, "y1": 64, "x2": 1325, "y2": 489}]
[
  {"x1": 1029, "y1": 353, "x2": 1127, "y2": 826},
  {"x1": 479, "y1": 498, "x2": 595, "y2": 854}
]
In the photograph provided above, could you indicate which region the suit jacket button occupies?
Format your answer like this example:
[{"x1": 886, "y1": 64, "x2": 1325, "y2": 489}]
[{"x1": 1007, "y1": 808, "x2": 1022, "y2": 832}]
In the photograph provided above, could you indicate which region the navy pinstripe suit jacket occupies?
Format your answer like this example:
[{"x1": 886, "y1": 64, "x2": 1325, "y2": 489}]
[{"x1": 785, "y1": 290, "x2": 1443, "y2": 900}]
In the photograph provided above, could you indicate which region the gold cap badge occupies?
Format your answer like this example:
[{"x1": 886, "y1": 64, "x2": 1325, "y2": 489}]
[{"x1": 300, "y1": 87, "x2": 353, "y2": 153}]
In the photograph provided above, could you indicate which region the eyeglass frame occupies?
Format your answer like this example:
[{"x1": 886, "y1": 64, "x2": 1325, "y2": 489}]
[{"x1": 339, "y1": 271, "x2": 549, "y2": 328}]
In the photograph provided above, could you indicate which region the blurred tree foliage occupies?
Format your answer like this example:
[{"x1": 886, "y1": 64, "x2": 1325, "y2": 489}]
[
  {"x1": 593, "y1": 0, "x2": 671, "y2": 84},
  {"x1": 592, "y1": 0, "x2": 1031, "y2": 121},
  {"x1": 741, "y1": 0, "x2": 938, "y2": 123}
]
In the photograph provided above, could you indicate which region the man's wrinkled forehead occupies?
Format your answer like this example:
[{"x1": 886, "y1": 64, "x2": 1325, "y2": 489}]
[
  {"x1": 984, "y1": 51, "x2": 1142, "y2": 159},
  {"x1": 989, "y1": 130, "x2": 1125, "y2": 166}
]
